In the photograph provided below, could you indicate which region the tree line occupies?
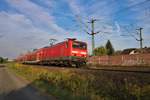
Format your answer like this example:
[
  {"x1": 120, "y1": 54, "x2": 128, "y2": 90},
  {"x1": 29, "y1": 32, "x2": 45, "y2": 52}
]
[{"x1": 93, "y1": 40, "x2": 115, "y2": 56}]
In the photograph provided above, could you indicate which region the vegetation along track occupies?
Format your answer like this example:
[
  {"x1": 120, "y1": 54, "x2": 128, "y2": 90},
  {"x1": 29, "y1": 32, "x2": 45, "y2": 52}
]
[
  {"x1": 25, "y1": 64, "x2": 150, "y2": 74},
  {"x1": 8, "y1": 63, "x2": 150, "y2": 100},
  {"x1": 86, "y1": 65, "x2": 150, "y2": 73}
]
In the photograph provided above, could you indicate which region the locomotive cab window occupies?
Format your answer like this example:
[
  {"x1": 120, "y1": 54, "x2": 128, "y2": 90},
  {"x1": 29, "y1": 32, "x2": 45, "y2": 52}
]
[{"x1": 72, "y1": 42, "x2": 86, "y2": 49}]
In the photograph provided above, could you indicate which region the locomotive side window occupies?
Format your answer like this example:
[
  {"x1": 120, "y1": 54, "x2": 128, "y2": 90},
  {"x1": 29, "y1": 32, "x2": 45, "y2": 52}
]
[
  {"x1": 65, "y1": 42, "x2": 68, "y2": 48},
  {"x1": 72, "y1": 42, "x2": 86, "y2": 49}
]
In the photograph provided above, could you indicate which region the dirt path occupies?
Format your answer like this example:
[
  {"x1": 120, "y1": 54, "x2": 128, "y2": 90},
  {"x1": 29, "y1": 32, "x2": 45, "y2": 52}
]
[{"x1": 0, "y1": 66, "x2": 55, "y2": 100}]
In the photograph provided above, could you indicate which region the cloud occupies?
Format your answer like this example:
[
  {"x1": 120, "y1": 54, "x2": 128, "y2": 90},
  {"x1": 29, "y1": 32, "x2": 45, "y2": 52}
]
[
  {"x1": 66, "y1": 0, "x2": 125, "y2": 52},
  {"x1": 6, "y1": 0, "x2": 66, "y2": 34},
  {"x1": 125, "y1": 0, "x2": 150, "y2": 46},
  {"x1": 51, "y1": 0, "x2": 150, "y2": 51},
  {"x1": 0, "y1": 11, "x2": 58, "y2": 58},
  {"x1": 67, "y1": 0, "x2": 83, "y2": 15},
  {"x1": 0, "y1": 0, "x2": 149, "y2": 58},
  {"x1": 0, "y1": 11, "x2": 89, "y2": 58}
]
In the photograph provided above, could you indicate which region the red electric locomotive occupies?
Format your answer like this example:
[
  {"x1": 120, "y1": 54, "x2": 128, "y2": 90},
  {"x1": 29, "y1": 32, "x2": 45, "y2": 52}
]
[{"x1": 16, "y1": 38, "x2": 87, "y2": 67}]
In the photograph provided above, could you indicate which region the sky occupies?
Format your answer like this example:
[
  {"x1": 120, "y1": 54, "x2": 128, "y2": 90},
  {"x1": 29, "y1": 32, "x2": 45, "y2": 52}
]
[{"x1": 0, "y1": 0, "x2": 150, "y2": 59}]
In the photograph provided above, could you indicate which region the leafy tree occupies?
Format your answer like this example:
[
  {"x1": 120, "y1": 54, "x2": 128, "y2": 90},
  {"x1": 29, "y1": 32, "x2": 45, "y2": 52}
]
[
  {"x1": 94, "y1": 46, "x2": 107, "y2": 56},
  {"x1": 0, "y1": 57, "x2": 4, "y2": 63},
  {"x1": 105, "y1": 40, "x2": 115, "y2": 55},
  {"x1": 0, "y1": 57, "x2": 8, "y2": 63}
]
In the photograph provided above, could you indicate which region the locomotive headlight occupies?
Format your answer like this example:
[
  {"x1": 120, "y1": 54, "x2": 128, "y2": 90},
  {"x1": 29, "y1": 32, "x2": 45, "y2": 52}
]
[
  {"x1": 72, "y1": 51, "x2": 78, "y2": 53},
  {"x1": 80, "y1": 52, "x2": 86, "y2": 55}
]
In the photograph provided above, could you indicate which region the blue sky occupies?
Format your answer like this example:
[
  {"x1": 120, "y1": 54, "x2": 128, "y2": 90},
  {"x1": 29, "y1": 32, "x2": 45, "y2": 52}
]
[{"x1": 0, "y1": 0, "x2": 150, "y2": 58}]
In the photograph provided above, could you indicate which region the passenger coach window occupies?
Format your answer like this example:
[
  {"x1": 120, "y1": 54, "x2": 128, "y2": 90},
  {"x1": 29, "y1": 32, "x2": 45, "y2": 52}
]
[{"x1": 72, "y1": 42, "x2": 86, "y2": 49}]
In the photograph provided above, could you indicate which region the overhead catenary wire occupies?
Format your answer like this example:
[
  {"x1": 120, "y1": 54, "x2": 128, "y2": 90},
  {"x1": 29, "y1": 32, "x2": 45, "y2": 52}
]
[
  {"x1": 121, "y1": 27, "x2": 144, "y2": 49},
  {"x1": 115, "y1": 0, "x2": 150, "y2": 15}
]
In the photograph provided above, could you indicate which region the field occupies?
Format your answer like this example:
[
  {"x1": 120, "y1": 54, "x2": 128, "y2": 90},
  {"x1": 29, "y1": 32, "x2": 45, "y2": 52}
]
[{"x1": 7, "y1": 63, "x2": 150, "y2": 100}]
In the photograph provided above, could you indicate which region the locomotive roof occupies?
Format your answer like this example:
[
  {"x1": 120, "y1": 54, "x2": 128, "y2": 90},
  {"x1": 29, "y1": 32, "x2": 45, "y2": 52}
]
[{"x1": 23, "y1": 39, "x2": 86, "y2": 54}]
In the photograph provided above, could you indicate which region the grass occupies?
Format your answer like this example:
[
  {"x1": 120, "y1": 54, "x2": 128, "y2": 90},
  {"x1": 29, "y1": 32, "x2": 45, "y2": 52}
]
[{"x1": 7, "y1": 63, "x2": 150, "y2": 100}]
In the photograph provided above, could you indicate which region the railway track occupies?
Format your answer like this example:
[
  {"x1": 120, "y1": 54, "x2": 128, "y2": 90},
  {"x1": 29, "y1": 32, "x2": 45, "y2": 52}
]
[
  {"x1": 26, "y1": 64, "x2": 150, "y2": 74},
  {"x1": 87, "y1": 67, "x2": 150, "y2": 74}
]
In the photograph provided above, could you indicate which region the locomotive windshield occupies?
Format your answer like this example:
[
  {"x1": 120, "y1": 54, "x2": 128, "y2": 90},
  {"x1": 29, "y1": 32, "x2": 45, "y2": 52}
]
[{"x1": 72, "y1": 41, "x2": 86, "y2": 49}]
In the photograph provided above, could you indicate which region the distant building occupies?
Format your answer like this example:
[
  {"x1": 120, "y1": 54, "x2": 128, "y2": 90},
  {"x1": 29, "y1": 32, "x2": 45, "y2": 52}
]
[
  {"x1": 121, "y1": 48, "x2": 138, "y2": 55},
  {"x1": 121, "y1": 47, "x2": 150, "y2": 55}
]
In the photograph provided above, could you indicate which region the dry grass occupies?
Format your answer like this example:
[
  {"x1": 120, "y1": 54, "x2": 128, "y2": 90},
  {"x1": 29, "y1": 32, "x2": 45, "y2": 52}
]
[{"x1": 8, "y1": 63, "x2": 150, "y2": 100}]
